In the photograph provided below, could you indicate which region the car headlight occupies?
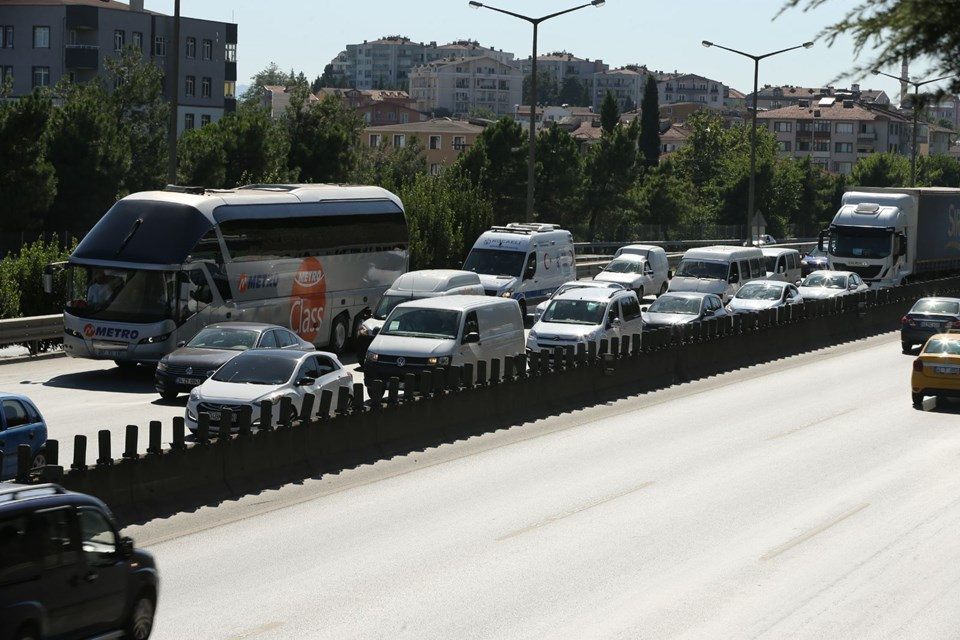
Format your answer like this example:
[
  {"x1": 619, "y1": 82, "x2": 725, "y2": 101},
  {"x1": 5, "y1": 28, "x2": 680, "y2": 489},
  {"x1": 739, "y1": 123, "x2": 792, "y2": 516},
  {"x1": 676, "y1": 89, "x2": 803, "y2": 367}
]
[
  {"x1": 367, "y1": 351, "x2": 379, "y2": 362},
  {"x1": 257, "y1": 392, "x2": 284, "y2": 407},
  {"x1": 358, "y1": 325, "x2": 369, "y2": 337},
  {"x1": 528, "y1": 329, "x2": 538, "y2": 341},
  {"x1": 427, "y1": 356, "x2": 451, "y2": 366},
  {"x1": 500, "y1": 289, "x2": 514, "y2": 298},
  {"x1": 189, "y1": 387, "x2": 200, "y2": 400},
  {"x1": 156, "y1": 361, "x2": 168, "y2": 372}
]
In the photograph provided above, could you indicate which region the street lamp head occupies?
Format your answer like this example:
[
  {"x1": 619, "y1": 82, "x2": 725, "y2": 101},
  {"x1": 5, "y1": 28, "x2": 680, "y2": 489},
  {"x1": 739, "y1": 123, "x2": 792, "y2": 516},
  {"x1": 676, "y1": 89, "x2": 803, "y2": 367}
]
[
  {"x1": 468, "y1": 1, "x2": 482, "y2": 7},
  {"x1": 802, "y1": 41, "x2": 814, "y2": 49},
  {"x1": 701, "y1": 40, "x2": 713, "y2": 48},
  {"x1": 591, "y1": 0, "x2": 605, "y2": 6}
]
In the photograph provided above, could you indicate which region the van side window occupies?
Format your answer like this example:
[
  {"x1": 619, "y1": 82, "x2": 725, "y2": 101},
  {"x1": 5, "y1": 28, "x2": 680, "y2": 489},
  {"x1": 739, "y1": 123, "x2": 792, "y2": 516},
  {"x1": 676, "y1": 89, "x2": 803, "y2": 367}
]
[
  {"x1": 620, "y1": 295, "x2": 641, "y2": 321},
  {"x1": 788, "y1": 253, "x2": 798, "y2": 270},
  {"x1": 28, "y1": 507, "x2": 81, "y2": 569},
  {"x1": 463, "y1": 311, "x2": 479, "y2": 342},
  {"x1": 728, "y1": 262, "x2": 740, "y2": 283},
  {"x1": 777, "y1": 257, "x2": 786, "y2": 274},
  {"x1": 523, "y1": 253, "x2": 537, "y2": 280},
  {"x1": 0, "y1": 514, "x2": 32, "y2": 580},
  {"x1": 78, "y1": 508, "x2": 118, "y2": 567},
  {"x1": 749, "y1": 257, "x2": 763, "y2": 278}
]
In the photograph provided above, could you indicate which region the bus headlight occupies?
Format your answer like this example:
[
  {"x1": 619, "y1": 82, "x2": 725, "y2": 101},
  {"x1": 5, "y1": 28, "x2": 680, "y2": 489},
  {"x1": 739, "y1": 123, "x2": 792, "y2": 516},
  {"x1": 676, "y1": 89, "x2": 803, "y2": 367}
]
[
  {"x1": 139, "y1": 333, "x2": 171, "y2": 344},
  {"x1": 65, "y1": 327, "x2": 83, "y2": 338}
]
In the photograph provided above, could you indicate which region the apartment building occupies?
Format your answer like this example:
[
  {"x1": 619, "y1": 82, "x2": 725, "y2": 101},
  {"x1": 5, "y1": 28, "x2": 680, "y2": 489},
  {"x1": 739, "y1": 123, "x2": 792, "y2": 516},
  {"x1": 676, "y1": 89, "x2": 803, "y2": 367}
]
[
  {"x1": 362, "y1": 118, "x2": 484, "y2": 174},
  {"x1": 749, "y1": 83, "x2": 891, "y2": 111},
  {"x1": 655, "y1": 72, "x2": 727, "y2": 108},
  {"x1": 592, "y1": 66, "x2": 647, "y2": 112},
  {"x1": 408, "y1": 55, "x2": 522, "y2": 118},
  {"x1": 926, "y1": 95, "x2": 960, "y2": 129},
  {"x1": 336, "y1": 37, "x2": 513, "y2": 91},
  {"x1": 316, "y1": 88, "x2": 427, "y2": 126},
  {"x1": 0, "y1": 0, "x2": 237, "y2": 134},
  {"x1": 519, "y1": 52, "x2": 608, "y2": 101},
  {"x1": 759, "y1": 97, "x2": 917, "y2": 174}
]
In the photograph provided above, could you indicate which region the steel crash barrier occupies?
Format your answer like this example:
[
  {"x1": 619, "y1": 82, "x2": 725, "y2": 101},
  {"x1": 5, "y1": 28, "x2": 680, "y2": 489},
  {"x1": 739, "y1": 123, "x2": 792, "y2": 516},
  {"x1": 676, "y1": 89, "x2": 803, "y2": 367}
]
[
  {"x1": 0, "y1": 314, "x2": 63, "y2": 353},
  {"x1": 6, "y1": 276, "x2": 960, "y2": 525}
]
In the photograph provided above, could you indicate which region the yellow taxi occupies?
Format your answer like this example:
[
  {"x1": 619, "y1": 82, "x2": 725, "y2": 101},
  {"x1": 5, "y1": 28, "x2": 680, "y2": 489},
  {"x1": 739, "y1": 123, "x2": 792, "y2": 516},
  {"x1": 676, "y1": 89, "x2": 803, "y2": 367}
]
[{"x1": 911, "y1": 330, "x2": 960, "y2": 406}]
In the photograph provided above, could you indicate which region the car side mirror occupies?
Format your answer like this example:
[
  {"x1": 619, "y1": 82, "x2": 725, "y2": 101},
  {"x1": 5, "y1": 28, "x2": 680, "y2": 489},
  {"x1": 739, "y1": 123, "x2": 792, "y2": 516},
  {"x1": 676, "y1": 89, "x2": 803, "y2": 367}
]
[
  {"x1": 297, "y1": 376, "x2": 316, "y2": 387},
  {"x1": 463, "y1": 331, "x2": 480, "y2": 344},
  {"x1": 608, "y1": 318, "x2": 621, "y2": 329},
  {"x1": 119, "y1": 536, "x2": 135, "y2": 559}
]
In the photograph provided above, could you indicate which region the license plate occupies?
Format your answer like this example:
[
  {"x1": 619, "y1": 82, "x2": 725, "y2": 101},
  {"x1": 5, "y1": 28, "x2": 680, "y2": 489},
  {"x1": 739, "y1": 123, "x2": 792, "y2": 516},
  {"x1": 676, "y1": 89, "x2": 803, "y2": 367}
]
[
  {"x1": 207, "y1": 411, "x2": 221, "y2": 421},
  {"x1": 934, "y1": 366, "x2": 959, "y2": 375},
  {"x1": 921, "y1": 321, "x2": 940, "y2": 328},
  {"x1": 98, "y1": 350, "x2": 124, "y2": 358},
  {"x1": 176, "y1": 377, "x2": 203, "y2": 385}
]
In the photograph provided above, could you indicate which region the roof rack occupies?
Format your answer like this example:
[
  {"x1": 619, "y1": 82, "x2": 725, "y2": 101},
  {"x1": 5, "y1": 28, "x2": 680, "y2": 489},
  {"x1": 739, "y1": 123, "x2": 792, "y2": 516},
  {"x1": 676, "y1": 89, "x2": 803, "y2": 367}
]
[
  {"x1": 0, "y1": 483, "x2": 66, "y2": 504},
  {"x1": 235, "y1": 184, "x2": 299, "y2": 191},
  {"x1": 490, "y1": 222, "x2": 563, "y2": 234},
  {"x1": 163, "y1": 184, "x2": 206, "y2": 195}
]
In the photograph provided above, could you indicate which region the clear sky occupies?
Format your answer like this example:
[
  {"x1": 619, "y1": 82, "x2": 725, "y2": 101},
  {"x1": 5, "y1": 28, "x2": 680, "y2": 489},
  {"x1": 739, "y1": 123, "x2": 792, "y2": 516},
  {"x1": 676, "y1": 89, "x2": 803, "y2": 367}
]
[{"x1": 144, "y1": 0, "x2": 946, "y2": 107}]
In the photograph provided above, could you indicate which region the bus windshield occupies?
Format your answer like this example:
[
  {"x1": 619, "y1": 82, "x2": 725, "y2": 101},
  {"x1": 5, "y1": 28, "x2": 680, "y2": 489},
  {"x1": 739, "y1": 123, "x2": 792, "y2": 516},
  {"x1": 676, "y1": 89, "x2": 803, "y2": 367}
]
[
  {"x1": 462, "y1": 249, "x2": 526, "y2": 277},
  {"x1": 373, "y1": 294, "x2": 418, "y2": 320},
  {"x1": 829, "y1": 226, "x2": 892, "y2": 259},
  {"x1": 65, "y1": 266, "x2": 179, "y2": 324}
]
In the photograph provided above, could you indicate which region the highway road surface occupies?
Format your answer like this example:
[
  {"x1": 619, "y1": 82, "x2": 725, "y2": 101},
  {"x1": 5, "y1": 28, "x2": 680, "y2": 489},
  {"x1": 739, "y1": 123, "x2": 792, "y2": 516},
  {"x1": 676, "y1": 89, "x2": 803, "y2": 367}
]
[{"x1": 112, "y1": 332, "x2": 960, "y2": 639}]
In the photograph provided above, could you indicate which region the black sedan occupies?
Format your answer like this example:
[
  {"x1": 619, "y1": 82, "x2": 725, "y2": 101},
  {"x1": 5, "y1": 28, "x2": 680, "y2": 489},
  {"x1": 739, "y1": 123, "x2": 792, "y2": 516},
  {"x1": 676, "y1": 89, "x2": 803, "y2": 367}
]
[
  {"x1": 155, "y1": 322, "x2": 315, "y2": 400},
  {"x1": 900, "y1": 297, "x2": 960, "y2": 353},
  {"x1": 641, "y1": 292, "x2": 728, "y2": 330}
]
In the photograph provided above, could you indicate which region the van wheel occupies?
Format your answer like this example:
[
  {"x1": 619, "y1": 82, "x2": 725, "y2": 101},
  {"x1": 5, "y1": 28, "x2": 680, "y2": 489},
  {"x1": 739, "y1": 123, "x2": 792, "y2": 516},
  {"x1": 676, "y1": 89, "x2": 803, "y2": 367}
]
[
  {"x1": 912, "y1": 392, "x2": 924, "y2": 407},
  {"x1": 519, "y1": 301, "x2": 527, "y2": 320},
  {"x1": 159, "y1": 390, "x2": 179, "y2": 401},
  {"x1": 901, "y1": 341, "x2": 912, "y2": 354},
  {"x1": 659, "y1": 282, "x2": 668, "y2": 296},
  {"x1": 329, "y1": 314, "x2": 349, "y2": 354},
  {"x1": 125, "y1": 590, "x2": 156, "y2": 640}
]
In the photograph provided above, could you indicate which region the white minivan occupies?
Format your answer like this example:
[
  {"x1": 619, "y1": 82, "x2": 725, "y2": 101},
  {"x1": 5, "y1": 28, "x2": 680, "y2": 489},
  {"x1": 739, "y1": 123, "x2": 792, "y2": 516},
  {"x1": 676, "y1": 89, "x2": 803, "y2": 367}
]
[
  {"x1": 595, "y1": 244, "x2": 671, "y2": 300},
  {"x1": 355, "y1": 269, "x2": 484, "y2": 362},
  {"x1": 462, "y1": 223, "x2": 576, "y2": 320},
  {"x1": 363, "y1": 296, "x2": 525, "y2": 388},
  {"x1": 527, "y1": 287, "x2": 643, "y2": 354},
  {"x1": 760, "y1": 247, "x2": 802, "y2": 284},
  {"x1": 668, "y1": 245, "x2": 766, "y2": 303}
]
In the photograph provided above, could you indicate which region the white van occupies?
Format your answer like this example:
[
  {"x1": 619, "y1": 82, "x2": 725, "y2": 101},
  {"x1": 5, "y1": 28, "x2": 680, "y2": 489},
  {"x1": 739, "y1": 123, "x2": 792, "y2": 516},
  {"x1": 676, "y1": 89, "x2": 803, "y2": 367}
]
[
  {"x1": 527, "y1": 287, "x2": 643, "y2": 354},
  {"x1": 355, "y1": 269, "x2": 484, "y2": 362},
  {"x1": 595, "y1": 245, "x2": 671, "y2": 299},
  {"x1": 760, "y1": 247, "x2": 802, "y2": 284},
  {"x1": 363, "y1": 296, "x2": 525, "y2": 387},
  {"x1": 668, "y1": 245, "x2": 765, "y2": 302},
  {"x1": 462, "y1": 223, "x2": 576, "y2": 319}
]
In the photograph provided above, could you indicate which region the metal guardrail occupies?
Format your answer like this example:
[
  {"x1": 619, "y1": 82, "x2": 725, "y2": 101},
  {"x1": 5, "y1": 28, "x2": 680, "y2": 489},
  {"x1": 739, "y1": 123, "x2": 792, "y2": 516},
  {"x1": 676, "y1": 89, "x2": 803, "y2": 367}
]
[{"x1": 0, "y1": 314, "x2": 63, "y2": 351}]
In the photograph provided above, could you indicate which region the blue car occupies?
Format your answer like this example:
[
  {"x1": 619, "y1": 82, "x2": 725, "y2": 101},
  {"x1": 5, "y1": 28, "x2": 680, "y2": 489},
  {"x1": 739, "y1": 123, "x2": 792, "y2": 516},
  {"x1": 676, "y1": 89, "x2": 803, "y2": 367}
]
[
  {"x1": 0, "y1": 393, "x2": 48, "y2": 480},
  {"x1": 800, "y1": 247, "x2": 828, "y2": 276}
]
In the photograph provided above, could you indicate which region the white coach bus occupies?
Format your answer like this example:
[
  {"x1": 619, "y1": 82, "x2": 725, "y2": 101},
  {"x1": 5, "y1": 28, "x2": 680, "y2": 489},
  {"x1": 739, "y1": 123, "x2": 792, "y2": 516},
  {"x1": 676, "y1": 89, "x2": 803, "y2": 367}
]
[{"x1": 45, "y1": 184, "x2": 408, "y2": 367}]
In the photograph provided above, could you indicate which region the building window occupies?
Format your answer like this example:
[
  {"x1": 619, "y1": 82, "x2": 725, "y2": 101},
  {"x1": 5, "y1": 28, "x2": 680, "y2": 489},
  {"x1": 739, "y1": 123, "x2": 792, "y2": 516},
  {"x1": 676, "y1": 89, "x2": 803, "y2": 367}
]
[
  {"x1": 798, "y1": 141, "x2": 811, "y2": 152},
  {"x1": 453, "y1": 136, "x2": 466, "y2": 150},
  {"x1": 202, "y1": 39, "x2": 212, "y2": 60},
  {"x1": 813, "y1": 141, "x2": 830, "y2": 152},
  {"x1": 132, "y1": 32, "x2": 143, "y2": 50},
  {"x1": 778, "y1": 141, "x2": 792, "y2": 152},
  {"x1": 430, "y1": 163, "x2": 442, "y2": 176},
  {"x1": 813, "y1": 120, "x2": 831, "y2": 133},
  {"x1": 32, "y1": 66, "x2": 50, "y2": 88},
  {"x1": 224, "y1": 81, "x2": 235, "y2": 98},
  {"x1": 393, "y1": 134, "x2": 405, "y2": 147},
  {"x1": 369, "y1": 134, "x2": 381, "y2": 148},
  {"x1": 185, "y1": 37, "x2": 196, "y2": 59},
  {"x1": 184, "y1": 75, "x2": 195, "y2": 97},
  {"x1": 201, "y1": 114, "x2": 211, "y2": 126},
  {"x1": 1, "y1": 26, "x2": 13, "y2": 49},
  {"x1": 225, "y1": 43, "x2": 236, "y2": 63},
  {"x1": 773, "y1": 121, "x2": 793, "y2": 133},
  {"x1": 836, "y1": 161, "x2": 853, "y2": 174},
  {"x1": 33, "y1": 26, "x2": 50, "y2": 49},
  {"x1": 835, "y1": 122, "x2": 854, "y2": 134},
  {"x1": 429, "y1": 135, "x2": 441, "y2": 150},
  {"x1": 114, "y1": 30, "x2": 125, "y2": 52},
  {"x1": 201, "y1": 77, "x2": 211, "y2": 98},
  {"x1": 835, "y1": 142, "x2": 853, "y2": 153},
  {"x1": 184, "y1": 113, "x2": 195, "y2": 130},
  {"x1": 1, "y1": 66, "x2": 13, "y2": 83},
  {"x1": 154, "y1": 36, "x2": 167, "y2": 57}
]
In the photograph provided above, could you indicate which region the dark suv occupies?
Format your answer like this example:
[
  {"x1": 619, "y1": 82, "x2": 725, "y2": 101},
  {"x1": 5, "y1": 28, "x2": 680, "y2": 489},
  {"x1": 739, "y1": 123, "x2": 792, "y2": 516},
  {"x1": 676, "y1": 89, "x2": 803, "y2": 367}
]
[{"x1": 0, "y1": 484, "x2": 159, "y2": 640}]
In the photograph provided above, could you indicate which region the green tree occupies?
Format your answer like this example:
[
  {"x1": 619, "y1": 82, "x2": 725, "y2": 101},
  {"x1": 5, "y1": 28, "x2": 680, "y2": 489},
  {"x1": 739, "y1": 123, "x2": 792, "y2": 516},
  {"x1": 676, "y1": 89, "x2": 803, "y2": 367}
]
[
  {"x1": 177, "y1": 122, "x2": 227, "y2": 187},
  {"x1": 352, "y1": 137, "x2": 426, "y2": 192},
  {"x1": 558, "y1": 76, "x2": 587, "y2": 107},
  {"x1": 633, "y1": 160, "x2": 698, "y2": 241},
  {"x1": 0, "y1": 236, "x2": 75, "y2": 318},
  {"x1": 779, "y1": 0, "x2": 960, "y2": 94},
  {"x1": 535, "y1": 124, "x2": 582, "y2": 228},
  {"x1": 218, "y1": 104, "x2": 291, "y2": 187},
  {"x1": 44, "y1": 82, "x2": 130, "y2": 233},
  {"x1": 600, "y1": 91, "x2": 620, "y2": 134},
  {"x1": 639, "y1": 75, "x2": 661, "y2": 169},
  {"x1": 916, "y1": 154, "x2": 960, "y2": 187},
  {"x1": 454, "y1": 117, "x2": 528, "y2": 225},
  {"x1": 468, "y1": 106, "x2": 497, "y2": 121},
  {"x1": 582, "y1": 118, "x2": 640, "y2": 240},
  {"x1": 523, "y1": 70, "x2": 560, "y2": 107},
  {"x1": 105, "y1": 47, "x2": 169, "y2": 194},
  {"x1": 850, "y1": 151, "x2": 910, "y2": 187},
  {"x1": 285, "y1": 89, "x2": 363, "y2": 183},
  {"x1": 240, "y1": 62, "x2": 295, "y2": 105},
  {"x1": 0, "y1": 93, "x2": 56, "y2": 232}
]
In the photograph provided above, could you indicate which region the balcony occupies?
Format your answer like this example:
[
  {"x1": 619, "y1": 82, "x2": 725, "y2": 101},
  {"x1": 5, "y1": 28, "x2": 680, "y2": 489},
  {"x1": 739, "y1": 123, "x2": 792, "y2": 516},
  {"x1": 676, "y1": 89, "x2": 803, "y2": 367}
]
[
  {"x1": 65, "y1": 45, "x2": 99, "y2": 70},
  {"x1": 857, "y1": 132, "x2": 877, "y2": 141}
]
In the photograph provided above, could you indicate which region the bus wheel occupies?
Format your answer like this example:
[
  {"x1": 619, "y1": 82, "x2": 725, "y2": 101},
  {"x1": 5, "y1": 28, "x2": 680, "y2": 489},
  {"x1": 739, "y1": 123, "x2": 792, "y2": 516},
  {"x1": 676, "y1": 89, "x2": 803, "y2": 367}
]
[{"x1": 330, "y1": 314, "x2": 349, "y2": 354}]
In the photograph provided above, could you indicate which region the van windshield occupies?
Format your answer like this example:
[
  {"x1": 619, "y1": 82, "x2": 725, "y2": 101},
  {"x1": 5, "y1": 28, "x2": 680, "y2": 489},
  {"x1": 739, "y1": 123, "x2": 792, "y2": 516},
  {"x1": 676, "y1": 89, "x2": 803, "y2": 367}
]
[
  {"x1": 542, "y1": 299, "x2": 606, "y2": 325},
  {"x1": 674, "y1": 259, "x2": 727, "y2": 280},
  {"x1": 373, "y1": 294, "x2": 418, "y2": 320},
  {"x1": 603, "y1": 259, "x2": 642, "y2": 274},
  {"x1": 463, "y1": 248, "x2": 525, "y2": 277},
  {"x1": 381, "y1": 308, "x2": 461, "y2": 339}
]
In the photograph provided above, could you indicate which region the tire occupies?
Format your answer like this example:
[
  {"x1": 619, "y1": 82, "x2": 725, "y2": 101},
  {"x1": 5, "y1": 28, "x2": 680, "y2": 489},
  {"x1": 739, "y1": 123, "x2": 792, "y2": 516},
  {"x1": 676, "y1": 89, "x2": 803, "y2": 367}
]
[
  {"x1": 329, "y1": 314, "x2": 349, "y2": 355},
  {"x1": 159, "y1": 390, "x2": 179, "y2": 401},
  {"x1": 125, "y1": 591, "x2": 156, "y2": 640},
  {"x1": 115, "y1": 360, "x2": 138, "y2": 370},
  {"x1": 912, "y1": 392, "x2": 924, "y2": 407},
  {"x1": 902, "y1": 341, "x2": 912, "y2": 354},
  {"x1": 658, "y1": 282, "x2": 668, "y2": 296},
  {"x1": 30, "y1": 449, "x2": 46, "y2": 470}
]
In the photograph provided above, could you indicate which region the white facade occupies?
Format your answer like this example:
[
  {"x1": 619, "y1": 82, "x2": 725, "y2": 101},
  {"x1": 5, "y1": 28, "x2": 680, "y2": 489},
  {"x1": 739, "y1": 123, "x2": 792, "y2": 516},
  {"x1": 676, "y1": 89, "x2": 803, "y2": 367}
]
[{"x1": 409, "y1": 56, "x2": 523, "y2": 117}]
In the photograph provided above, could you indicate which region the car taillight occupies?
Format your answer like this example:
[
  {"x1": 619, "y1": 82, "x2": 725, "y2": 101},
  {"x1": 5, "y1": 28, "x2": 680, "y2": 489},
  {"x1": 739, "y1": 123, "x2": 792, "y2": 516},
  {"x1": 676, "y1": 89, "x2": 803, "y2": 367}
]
[
  {"x1": 913, "y1": 359, "x2": 924, "y2": 372},
  {"x1": 901, "y1": 315, "x2": 915, "y2": 326}
]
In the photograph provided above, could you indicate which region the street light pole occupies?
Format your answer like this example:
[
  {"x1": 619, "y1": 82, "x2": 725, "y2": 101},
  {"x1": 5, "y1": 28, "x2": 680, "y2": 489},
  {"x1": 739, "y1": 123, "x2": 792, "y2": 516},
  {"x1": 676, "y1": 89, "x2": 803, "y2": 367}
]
[
  {"x1": 167, "y1": 0, "x2": 181, "y2": 185},
  {"x1": 469, "y1": 0, "x2": 605, "y2": 222},
  {"x1": 702, "y1": 40, "x2": 813, "y2": 244},
  {"x1": 872, "y1": 69, "x2": 956, "y2": 187}
]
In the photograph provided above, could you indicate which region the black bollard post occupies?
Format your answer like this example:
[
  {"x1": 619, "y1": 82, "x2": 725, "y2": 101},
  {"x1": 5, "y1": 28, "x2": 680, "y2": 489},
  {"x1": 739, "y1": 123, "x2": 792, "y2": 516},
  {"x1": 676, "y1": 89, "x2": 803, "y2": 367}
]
[
  {"x1": 490, "y1": 358, "x2": 501, "y2": 384},
  {"x1": 318, "y1": 389, "x2": 333, "y2": 418},
  {"x1": 148, "y1": 421, "x2": 162, "y2": 455},
  {"x1": 462, "y1": 363, "x2": 475, "y2": 388},
  {"x1": 123, "y1": 425, "x2": 139, "y2": 459},
  {"x1": 259, "y1": 400, "x2": 274, "y2": 431},
  {"x1": 97, "y1": 429, "x2": 112, "y2": 466},
  {"x1": 353, "y1": 382, "x2": 365, "y2": 411},
  {"x1": 16, "y1": 444, "x2": 31, "y2": 482},
  {"x1": 219, "y1": 410, "x2": 234, "y2": 441},
  {"x1": 171, "y1": 417, "x2": 186, "y2": 450},
  {"x1": 476, "y1": 361, "x2": 487, "y2": 387},
  {"x1": 336, "y1": 386, "x2": 351, "y2": 414},
  {"x1": 418, "y1": 371, "x2": 432, "y2": 397},
  {"x1": 278, "y1": 396, "x2": 293, "y2": 427},
  {"x1": 387, "y1": 377, "x2": 400, "y2": 404},
  {"x1": 299, "y1": 393, "x2": 315, "y2": 424},
  {"x1": 46, "y1": 439, "x2": 59, "y2": 465},
  {"x1": 367, "y1": 379, "x2": 384, "y2": 406},
  {"x1": 196, "y1": 413, "x2": 210, "y2": 443},
  {"x1": 72, "y1": 435, "x2": 87, "y2": 471},
  {"x1": 236, "y1": 406, "x2": 253, "y2": 437}
]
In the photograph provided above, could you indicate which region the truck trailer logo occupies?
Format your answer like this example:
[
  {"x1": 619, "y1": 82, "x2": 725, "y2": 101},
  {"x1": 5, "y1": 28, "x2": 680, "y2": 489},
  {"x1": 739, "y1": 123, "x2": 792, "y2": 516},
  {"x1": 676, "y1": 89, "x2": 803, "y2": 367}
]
[
  {"x1": 83, "y1": 324, "x2": 139, "y2": 340},
  {"x1": 290, "y1": 257, "x2": 327, "y2": 342},
  {"x1": 237, "y1": 273, "x2": 280, "y2": 293}
]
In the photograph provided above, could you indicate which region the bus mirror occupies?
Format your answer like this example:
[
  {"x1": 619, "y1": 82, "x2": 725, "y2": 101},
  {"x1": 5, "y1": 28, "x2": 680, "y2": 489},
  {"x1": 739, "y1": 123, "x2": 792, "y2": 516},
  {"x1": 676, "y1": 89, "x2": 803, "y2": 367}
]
[
  {"x1": 42, "y1": 273, "x2": 53, "y2": 294},
  {"x1": 817, "y1": 231, "x2": 825, "y2": 252},
  {"x1": 42, "y1": 262, "x2": 65, "y2": 295},
  {"x1": 896, "y1": 235, "x2": 907, "y2": 256}
]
